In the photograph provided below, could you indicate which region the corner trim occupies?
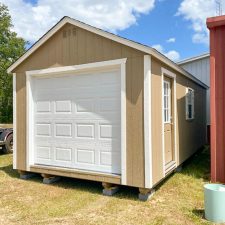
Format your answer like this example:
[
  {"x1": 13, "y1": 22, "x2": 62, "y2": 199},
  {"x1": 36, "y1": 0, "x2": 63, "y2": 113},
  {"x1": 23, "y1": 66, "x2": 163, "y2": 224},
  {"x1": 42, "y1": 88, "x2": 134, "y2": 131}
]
[
  {"x1": 144, "y1": 55, "x2": 153, "y2": 188},
  {"x1": 13, "y1": 73, "x2": 17, "y2": 169}
]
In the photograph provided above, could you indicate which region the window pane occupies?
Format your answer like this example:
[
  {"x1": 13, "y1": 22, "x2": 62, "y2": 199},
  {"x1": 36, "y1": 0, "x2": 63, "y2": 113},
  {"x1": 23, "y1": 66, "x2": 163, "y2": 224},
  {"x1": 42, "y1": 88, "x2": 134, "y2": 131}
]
[
  {"x1": 163, "y1": 81, "x2": 171, "y2": 123},
  {"x1": 188, "y1": 104, "x2": 192, "y2": 119},
  {"x1": 188, "y1": 92, "x2": 191, "y2": 104}
]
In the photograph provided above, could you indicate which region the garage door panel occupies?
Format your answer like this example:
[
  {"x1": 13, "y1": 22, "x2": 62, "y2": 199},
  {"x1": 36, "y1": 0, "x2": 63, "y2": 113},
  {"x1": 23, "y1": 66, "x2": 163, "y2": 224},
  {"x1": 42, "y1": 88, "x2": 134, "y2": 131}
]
[
  {"x1": 55, "y1": 147, "x2": 72, "y2": 162},
  {"x1": 35, "y1": 99, "x2": 121, "y2": 118},
  {"x1": 76, "y1": 148, "x2": 95, "y2": 164},
  {"x1": 35, "y1": 71, "x2": 120, "y2": 90},
  {"x1": 34, "y1": 70, "x2": 121, "y2": 174},
  {"x1": 99, "y1": 71, "x2": 120, "y2": 83},
  {"x1": 55, "y1": 100, "x2": 72, "y2": 113},
  {"x1": 36, "y1": 123, "x2": 52, "y2": 137},
  {"x1": 99, "y1": 123, "x2": 120, "y2": 138},
  {"x1": 35, "y1": 145, "x2": 73, "y2": 167},
  {"x1": 100, "y1": 151, "x2": 120, "y2": 165},
  {"x1": 95, "y1": 142, "x2": 120, "y2": 153},
  {"x1": 36, "y1": 88, "x2": 120, "y2": 100},
  {"x1": 55, "y1": 123, "x2": 72, "y2": 137},
  {"x1": 35, "y1": 121, "x2": 120, "y2": 141},
  {"x1": 99, "y1": 98, "x2": 120, "y2": 113},
  {"x1": 35, "y1": 115, "x2": 120, "y2": 123},
  {"x1": 36, "y1": 101, "x2": 51, "y2": 113},
  {"x1": 35, "y1": 77, "x2": 74, "y2": 89},
  {"x1": 36, "y1": 146, "x2": 51, "y2": 160},
  {"x1": 76, "y1": 99, "x2": 95, "y2": 113},
  {"x1": 76, "y1": 123, "x2": 95, "y2": 139}
]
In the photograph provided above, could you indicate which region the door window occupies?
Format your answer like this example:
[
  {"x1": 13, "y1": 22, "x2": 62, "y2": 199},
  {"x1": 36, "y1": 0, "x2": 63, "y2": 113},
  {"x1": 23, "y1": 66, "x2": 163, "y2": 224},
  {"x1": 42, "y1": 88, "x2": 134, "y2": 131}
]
[{"x1": 163, "y1": 80, "x2": 171, "y2": 123}]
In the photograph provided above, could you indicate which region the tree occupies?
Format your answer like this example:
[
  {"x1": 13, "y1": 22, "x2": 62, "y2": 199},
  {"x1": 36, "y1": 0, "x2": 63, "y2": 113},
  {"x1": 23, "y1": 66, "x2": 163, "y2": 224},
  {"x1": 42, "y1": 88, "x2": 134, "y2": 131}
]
[{"x1": 0, "y1": 3, "x2": 26, "y2": 123}]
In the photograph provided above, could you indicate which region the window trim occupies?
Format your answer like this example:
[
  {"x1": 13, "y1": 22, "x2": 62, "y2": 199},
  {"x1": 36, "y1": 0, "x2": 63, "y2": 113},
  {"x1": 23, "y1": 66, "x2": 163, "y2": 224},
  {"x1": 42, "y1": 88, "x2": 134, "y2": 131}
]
[{"x1": 186, "y1": 87, "x2": 195, "y2": 120}]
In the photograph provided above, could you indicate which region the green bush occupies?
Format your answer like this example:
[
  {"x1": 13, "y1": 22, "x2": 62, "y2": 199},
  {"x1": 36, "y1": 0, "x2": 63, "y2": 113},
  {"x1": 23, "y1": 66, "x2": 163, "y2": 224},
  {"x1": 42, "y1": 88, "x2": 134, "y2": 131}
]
[{"x1": 0, "y1": 3, "x2": 26, "y2": 123}]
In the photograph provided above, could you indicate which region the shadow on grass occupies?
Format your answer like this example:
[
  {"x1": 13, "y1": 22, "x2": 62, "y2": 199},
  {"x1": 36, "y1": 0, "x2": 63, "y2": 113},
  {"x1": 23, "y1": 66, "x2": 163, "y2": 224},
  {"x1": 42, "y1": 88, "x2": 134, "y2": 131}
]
[
  {"x1": 0, "y1": 162, "x2": 138, "y2": 200},
  {"x1": 179, "y1": 146, "x2": 210, "y2": 182},
  {"x1": 0, "y1": 146, "x2": 210, "y2": 201},
  {"x1": 0, "y1": 164, "x2": 19, "y2": 178},
  {"x1": 192, "y1": 208, "x2": 205, "y2": 219},
  {"x1": 151, "y1": 146, "x2": 210, "y2": 193}
]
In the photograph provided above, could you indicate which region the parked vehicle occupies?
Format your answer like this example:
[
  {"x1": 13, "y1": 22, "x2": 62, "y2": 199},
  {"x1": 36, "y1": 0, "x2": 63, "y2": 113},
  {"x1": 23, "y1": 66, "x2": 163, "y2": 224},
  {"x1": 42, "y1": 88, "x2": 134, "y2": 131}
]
[{"x1": 0, "y1": 128, "x2": 13, "y2": 153}]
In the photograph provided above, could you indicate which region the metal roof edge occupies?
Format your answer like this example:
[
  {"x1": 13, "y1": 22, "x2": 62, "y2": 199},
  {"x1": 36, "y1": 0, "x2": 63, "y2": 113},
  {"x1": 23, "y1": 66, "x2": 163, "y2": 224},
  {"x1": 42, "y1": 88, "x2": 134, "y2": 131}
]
[{"x1": 178, "y1": 53, "x2": 210, "y2": 65}]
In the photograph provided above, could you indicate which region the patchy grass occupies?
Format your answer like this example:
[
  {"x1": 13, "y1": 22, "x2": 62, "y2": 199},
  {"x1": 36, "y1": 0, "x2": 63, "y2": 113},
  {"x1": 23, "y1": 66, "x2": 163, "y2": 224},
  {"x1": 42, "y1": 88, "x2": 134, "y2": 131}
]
[
  {"x1": 0, "y1": 147, "x2": 212, "y2": 225},
  {"x1": 0, "y1": 124, "x2": 13, "y2": 128}
]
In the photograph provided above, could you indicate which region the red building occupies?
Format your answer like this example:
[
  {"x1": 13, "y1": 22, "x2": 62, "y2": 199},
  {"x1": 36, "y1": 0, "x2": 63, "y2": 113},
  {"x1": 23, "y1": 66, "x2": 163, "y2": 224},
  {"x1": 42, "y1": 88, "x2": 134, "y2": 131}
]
[{"x1": 207, "y1": 15, "x2": 225, "y2": 183}]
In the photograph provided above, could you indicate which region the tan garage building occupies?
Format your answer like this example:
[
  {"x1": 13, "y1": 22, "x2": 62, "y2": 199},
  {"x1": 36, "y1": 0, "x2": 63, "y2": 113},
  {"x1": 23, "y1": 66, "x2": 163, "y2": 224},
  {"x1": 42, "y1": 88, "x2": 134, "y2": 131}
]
[{"x1": 8, "y1": 17, "x2": 207, "y2": 200}]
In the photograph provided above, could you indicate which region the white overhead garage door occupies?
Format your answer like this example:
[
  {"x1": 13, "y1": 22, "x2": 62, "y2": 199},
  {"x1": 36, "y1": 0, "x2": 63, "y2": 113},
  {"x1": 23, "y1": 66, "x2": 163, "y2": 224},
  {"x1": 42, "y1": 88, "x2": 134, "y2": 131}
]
[{"x1": 33, "y1": 69, "x2": 121, "y2": 174}]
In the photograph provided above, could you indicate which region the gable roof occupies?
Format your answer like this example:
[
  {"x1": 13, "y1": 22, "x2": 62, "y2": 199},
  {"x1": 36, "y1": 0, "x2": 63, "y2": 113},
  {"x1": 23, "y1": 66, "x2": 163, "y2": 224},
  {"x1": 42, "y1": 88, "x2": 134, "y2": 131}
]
[
  {"x1": 178, "y1": 53, "x2": 209, "y2": 65},
  {"x1": 7, "y1": 16, "x2": 208, "y2": 89}
]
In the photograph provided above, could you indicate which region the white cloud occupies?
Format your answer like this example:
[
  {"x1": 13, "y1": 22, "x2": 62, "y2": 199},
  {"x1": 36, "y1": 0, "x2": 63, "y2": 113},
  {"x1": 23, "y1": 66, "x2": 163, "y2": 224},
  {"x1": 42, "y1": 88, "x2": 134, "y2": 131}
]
[
  {"x1": 164, "y1": 50, "x2": 180, "y2": 62},
  {"x1": 192, "y1": 33, "x2": 209, "y2": 44},
  {"x1": 177, "y1": 0, "x2": 217, "y2": 45},
  {"x1": 152, "y1": 44, "x2": 164, "y2": 52},
  {"x1": 166, "y1": 37, "x2": 176, "y2": 43},
  {"x1": 152, "y1": 44, "x2": 180, "y2": 61},
  {"x1": 1, "y1": 0, "x2": 155, "y2": 43}
]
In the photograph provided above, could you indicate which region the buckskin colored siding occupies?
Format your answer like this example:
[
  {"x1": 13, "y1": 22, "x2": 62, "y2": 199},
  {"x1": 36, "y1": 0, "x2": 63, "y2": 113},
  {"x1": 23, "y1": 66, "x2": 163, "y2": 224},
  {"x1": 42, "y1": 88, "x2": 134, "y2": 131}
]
[{"x1": 151, "y1": 57, "x2": 206, "y2": 186}]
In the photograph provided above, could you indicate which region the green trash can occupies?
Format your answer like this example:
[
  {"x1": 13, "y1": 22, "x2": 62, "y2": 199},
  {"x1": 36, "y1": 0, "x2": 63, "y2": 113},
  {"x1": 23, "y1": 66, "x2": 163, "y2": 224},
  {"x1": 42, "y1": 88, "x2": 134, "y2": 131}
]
[{"x1": 204, "y1": 183, "x2": 225, "y2": 223}]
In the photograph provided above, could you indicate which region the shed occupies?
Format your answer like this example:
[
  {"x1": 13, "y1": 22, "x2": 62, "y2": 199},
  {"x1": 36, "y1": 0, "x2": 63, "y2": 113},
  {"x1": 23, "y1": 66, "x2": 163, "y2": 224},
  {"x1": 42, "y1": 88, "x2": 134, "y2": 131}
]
[
  {"x1": 207, "y1": 15, "x2": 225, "y2": 183},
  {"x1": 8, "y1": 17, "x2": 207, "y2": 200}
]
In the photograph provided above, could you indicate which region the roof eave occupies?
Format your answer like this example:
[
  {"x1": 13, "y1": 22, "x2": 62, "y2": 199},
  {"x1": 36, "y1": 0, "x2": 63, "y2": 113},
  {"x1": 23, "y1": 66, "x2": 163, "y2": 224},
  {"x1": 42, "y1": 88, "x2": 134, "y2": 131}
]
[{"x1": 7, "y1": 16, "x2": 208, "y2": 89}]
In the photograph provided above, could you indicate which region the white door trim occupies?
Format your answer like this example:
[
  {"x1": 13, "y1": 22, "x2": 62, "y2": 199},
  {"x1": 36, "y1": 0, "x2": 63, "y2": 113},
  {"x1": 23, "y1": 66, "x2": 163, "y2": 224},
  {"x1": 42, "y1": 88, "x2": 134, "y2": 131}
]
[
  {"x1": 13, "y1": 73, "x2": 17, "y2": 169},
  {"x1": 144, "y1": 55, "x2": 153, "y2": 188},
  {"x1": 161, "y1": 67, "x2": 177, "y2": 177},
  {"x1": 26, "y1": 58, "x2": 127, "y2": 184}
]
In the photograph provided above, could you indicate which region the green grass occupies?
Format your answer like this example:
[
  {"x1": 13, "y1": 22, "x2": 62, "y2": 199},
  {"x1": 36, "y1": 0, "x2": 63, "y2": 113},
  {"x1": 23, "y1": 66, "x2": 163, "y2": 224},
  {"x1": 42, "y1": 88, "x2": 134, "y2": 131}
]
[{"x1": 0, "y1": 147, "x2": 212, "y2": 225}]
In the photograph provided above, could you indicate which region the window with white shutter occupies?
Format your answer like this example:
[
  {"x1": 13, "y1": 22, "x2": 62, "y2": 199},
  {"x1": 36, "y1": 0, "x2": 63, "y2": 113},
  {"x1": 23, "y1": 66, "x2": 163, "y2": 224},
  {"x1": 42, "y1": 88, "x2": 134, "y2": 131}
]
[{"x1": 186, "y1": 88, "x2": 194, "y2": 120}]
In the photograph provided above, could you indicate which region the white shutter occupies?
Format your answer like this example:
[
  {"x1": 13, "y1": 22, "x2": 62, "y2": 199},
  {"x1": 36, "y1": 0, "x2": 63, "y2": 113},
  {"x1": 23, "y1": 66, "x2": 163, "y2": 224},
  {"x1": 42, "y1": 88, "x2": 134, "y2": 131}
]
[
  {"x1": 192, "y1": 90, "x2": 195, "y2": 119},
  {"x1": 185, "y1": 91, "x2": 188, "y2": 119}
]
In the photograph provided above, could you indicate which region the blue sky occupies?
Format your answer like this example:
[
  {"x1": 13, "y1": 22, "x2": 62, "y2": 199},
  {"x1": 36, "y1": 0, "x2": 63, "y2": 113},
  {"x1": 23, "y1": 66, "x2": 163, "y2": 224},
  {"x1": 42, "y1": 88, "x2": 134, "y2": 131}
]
[
  {"x1": 118, "y1": 0, "x2": 209, "y2": 60},
  {"x1": 4, "y1": 0, "x2": 216, "y2": 61}
]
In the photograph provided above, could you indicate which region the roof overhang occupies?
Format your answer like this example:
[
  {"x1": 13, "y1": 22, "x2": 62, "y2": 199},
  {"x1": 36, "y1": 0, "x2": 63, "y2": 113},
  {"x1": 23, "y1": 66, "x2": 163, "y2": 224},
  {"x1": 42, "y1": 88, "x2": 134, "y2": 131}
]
[
  {"x1": 7, "y1": 17, "x2": 208, "y2": 89},
  {"x1": 207, "y1": 15, "x2": 225, "y2": 29}
]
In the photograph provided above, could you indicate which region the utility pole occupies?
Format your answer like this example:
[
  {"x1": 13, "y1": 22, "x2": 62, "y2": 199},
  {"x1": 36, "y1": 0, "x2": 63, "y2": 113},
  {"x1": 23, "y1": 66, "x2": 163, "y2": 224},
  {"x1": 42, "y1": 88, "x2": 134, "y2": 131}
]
[{"x1": 216, "y1": 0, "x2": 223, "y2": 16}]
